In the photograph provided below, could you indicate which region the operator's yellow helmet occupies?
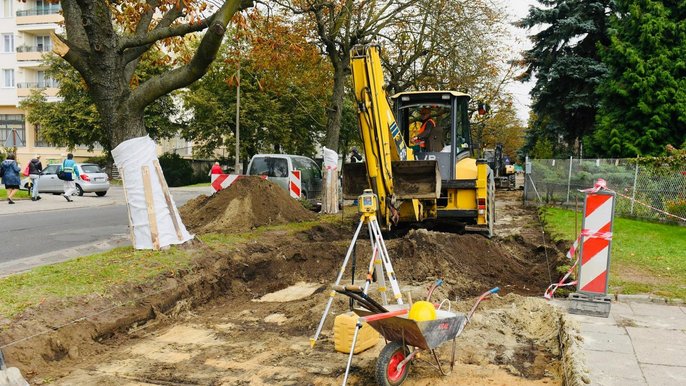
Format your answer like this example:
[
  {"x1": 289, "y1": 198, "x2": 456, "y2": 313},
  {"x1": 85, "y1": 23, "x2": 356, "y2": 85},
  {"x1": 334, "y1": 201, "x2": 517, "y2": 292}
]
[{"x1": 408, "y1": 301, "x2": 436, "y2": 322}]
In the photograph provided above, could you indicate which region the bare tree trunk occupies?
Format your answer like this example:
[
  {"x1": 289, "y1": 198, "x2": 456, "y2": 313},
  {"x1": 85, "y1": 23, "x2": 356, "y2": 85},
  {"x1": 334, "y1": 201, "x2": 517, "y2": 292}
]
[{"x1": 324, "y1": 55, "x2": 350, "y2": 153}]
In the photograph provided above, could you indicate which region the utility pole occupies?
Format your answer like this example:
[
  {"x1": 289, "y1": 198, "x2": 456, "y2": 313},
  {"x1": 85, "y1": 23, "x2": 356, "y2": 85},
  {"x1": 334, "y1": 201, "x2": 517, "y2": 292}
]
[{"x1": 235, "y1": 62, "x2": 241, "y2": 174}]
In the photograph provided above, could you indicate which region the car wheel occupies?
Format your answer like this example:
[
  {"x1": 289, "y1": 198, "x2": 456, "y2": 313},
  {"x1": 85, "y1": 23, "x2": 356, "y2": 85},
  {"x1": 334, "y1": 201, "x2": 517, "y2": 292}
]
[
  {"x1": 75, "y1": 184, "x2": 84, "y2": 196},
  {"x1": 96, "y1": 191, "x2": 107, "y2": 197}
]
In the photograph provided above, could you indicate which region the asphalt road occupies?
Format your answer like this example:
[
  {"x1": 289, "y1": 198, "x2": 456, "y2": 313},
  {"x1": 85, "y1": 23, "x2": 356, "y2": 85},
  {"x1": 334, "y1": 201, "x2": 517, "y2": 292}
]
[{"x1": 0, "y1": 187, "x2": 207, "y2": 273}]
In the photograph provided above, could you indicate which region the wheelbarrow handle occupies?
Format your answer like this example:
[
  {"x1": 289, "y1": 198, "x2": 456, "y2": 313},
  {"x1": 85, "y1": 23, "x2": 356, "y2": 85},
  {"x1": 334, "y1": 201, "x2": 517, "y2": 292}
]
[
  {"x1": 360, "y1": 308, "x2": 409, "y2": 323},
  {"x1": 467, "y1": 286, "x2": 500, "y2": 321}
]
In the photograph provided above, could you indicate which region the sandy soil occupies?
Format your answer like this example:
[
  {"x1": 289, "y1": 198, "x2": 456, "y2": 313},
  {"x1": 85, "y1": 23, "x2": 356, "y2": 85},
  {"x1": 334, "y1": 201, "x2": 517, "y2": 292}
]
[{"x1": 0, "y1": 185, "x2": 570, "y2": 385}]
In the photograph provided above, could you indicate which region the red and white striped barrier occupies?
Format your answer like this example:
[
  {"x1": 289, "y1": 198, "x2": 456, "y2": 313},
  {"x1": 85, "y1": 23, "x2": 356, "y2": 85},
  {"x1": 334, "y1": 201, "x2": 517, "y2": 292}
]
[
  {"x1": 544, "y1": 179, "x2": 616, "y2": 300},
  {"x1": 577, "y1": 189, "x2": 615, "y2": 295},
  {"x1": 210, "y1": 172, "x2": 301, "y2": 200},
  {"x1": 289, "y1": 170, "x2": 301, "y2": 199}
]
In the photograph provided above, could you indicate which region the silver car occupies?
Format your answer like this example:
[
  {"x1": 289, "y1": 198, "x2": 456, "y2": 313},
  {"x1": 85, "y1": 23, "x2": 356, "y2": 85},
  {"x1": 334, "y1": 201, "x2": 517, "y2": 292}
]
[{"x1": 22, "y1": 163, "x2": 110, "y2": 196}]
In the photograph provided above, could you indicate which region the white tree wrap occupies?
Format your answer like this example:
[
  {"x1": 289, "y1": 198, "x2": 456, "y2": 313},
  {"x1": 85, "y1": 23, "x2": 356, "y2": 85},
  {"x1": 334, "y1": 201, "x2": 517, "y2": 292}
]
[{"x1": 112, "y1": 136, "x2": 194, "y2": 249}]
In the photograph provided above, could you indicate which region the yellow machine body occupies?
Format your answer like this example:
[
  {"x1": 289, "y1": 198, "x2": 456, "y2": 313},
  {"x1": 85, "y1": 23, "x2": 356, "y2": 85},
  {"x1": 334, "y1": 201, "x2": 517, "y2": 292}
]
[{"x1": 345, "y1": 44, "x2": 494, "y2": 235}]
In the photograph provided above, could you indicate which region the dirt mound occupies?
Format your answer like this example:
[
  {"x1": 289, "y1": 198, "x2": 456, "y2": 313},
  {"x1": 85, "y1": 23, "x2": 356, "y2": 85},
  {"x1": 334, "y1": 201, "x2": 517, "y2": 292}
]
[{"x1": 179, "y1": 177, "x2": 316, "y2": 233}]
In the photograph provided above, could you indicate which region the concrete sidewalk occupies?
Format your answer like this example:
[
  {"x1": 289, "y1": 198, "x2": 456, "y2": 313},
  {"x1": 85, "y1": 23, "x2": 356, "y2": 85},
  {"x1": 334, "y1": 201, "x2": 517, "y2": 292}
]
[
  {"x1": 558, "y1": 299, "x2": 686, "y2": 385},
  {"x1": 1, "y1": 189, "x2": 119, "y2": 214}
]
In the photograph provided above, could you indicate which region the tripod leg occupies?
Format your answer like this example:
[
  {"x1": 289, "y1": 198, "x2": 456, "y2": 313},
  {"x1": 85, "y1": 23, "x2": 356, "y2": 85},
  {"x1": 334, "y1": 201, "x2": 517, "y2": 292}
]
[
  {"x1": 349, "y1": 243, "x2": 356, "y2": 310},
  {"x1": 311, "y1": 219, "x2": 365, "y2": 348},
  {"x1": 370, "y1": 219, "x2": 404, "y2": 304}
]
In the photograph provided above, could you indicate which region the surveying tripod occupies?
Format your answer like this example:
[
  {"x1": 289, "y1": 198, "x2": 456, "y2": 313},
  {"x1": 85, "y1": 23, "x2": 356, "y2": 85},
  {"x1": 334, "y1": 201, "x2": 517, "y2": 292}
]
[{"x1": 310, "y1": 190, "x2": 404, "y2": 348}]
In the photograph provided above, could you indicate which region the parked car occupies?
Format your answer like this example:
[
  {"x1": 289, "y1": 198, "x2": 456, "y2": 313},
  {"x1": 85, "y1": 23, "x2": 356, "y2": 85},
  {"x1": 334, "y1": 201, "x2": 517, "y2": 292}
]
[
  {"x1": 246, "y1": 154, "x2": 323, "y2": 205},
  {"x1": 21, "y1": 163, "x2": 110, "y2": 196}
]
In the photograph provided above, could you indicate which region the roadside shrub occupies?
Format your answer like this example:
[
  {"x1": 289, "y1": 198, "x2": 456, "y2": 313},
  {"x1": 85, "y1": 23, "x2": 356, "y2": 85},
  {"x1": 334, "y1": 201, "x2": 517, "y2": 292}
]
[
  {"x1": 665, "y1": 198, "x2": 686, "y2": 218},
  {"x1": 159, "y1": 153, "x2": 194, "y2": 187}
]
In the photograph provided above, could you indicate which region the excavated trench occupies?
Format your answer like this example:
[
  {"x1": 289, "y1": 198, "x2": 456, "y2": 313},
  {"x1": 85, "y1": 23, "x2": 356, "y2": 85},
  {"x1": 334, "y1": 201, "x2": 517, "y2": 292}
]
[{"x1": 0, "y1": 179, "x2": 588, "y2": 385}]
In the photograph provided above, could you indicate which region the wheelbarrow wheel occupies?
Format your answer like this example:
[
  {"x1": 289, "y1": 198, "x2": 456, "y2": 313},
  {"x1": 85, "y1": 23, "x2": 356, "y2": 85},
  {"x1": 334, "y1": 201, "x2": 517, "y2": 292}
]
[{"x1": 376, "y1": 341, "x2": 410, "y2": 386}]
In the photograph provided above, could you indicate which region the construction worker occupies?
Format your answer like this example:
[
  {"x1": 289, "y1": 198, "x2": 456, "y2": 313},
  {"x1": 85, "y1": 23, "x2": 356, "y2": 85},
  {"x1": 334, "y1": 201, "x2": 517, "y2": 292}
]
[{"x1": 412, "y1": 108, "x2": 437, "y2": 153}]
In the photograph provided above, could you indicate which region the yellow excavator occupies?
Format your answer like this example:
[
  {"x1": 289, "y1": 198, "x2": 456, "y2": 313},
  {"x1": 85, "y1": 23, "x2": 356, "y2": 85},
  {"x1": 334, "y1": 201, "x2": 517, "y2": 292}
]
[{"x1": 343, "y1": 44, "x2": 495, "y2": 236}]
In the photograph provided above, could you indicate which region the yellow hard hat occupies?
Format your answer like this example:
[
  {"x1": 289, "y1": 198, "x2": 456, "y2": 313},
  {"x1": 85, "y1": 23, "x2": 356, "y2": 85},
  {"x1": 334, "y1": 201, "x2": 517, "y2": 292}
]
[{"x1": 408, "y1": 301, "x2": 436, "y2": 322}]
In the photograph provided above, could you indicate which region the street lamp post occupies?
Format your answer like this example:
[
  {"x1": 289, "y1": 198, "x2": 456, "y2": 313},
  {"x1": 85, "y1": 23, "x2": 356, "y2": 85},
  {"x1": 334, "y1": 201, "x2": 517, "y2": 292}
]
[{"x1": 235, "y1": 62, "x2": 241, "y2": 174}]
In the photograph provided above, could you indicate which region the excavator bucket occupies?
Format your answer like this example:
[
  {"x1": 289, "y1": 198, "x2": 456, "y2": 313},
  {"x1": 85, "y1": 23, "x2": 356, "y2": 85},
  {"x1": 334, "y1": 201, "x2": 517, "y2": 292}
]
[
  {"x1": 342, "y1": 162, "x2": 370, "y2": 199},
  {"x1": 392, "y1": 160, "x2": 441, "y2": 199}
]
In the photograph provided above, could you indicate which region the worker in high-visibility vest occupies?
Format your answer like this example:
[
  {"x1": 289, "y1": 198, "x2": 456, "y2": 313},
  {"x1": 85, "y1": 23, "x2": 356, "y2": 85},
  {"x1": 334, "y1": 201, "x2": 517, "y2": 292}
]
[{"x1": 411, "y1": 108, "x2": 436, "y2": 153}]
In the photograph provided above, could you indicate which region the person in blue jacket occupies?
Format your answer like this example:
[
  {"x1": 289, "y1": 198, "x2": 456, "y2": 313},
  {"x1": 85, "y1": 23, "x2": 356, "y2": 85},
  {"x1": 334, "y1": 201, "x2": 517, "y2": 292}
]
[
  {"x1": 59, "y1": 153, "x2": 80, "y2": 202},
  {"x1": 1, "y1": 153, "x2": 21, "y2": 204}
]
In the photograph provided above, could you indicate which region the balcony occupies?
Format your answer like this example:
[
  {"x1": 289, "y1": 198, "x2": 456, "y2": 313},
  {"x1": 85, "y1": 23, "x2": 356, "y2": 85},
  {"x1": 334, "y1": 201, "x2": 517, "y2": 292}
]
[
  {"x1": 16, "y1": 5, "x2": 61, "y2": 16},
  {"x1": 16, "y1": 45, "x2": 53, "y2": 61},
  {"x1": 16, "y1": 6, "x2": 63, "y2": 26},
  {"x1": 16, "y1": 81, "x2": 60, "y2": 98}
]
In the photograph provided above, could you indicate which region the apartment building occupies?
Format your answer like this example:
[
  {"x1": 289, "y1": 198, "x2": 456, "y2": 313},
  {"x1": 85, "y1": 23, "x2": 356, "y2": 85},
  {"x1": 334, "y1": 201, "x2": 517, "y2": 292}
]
[{"x1": 1, "y1": 0, "x2": 195, "y2": 169}]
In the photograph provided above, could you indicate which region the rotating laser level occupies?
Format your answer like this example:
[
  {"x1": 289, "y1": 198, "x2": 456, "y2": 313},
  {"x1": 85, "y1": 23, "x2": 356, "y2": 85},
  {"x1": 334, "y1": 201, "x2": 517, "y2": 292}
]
[{"x1": 358, "y1": 189, "x2": 378, "y2": 214}]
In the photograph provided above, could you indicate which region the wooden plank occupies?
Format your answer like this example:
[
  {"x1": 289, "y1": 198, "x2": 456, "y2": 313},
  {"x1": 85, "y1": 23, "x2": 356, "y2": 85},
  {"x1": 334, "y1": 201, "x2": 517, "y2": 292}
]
[
  {"x1": 142, "y1": 166, "x2": 160, "y2": 250},
  {"x1": 153, "y1": 159, "x2": 183, "y2": 240},
  {"x1": 119, "y1": 166, "x2": 136, "y2": 246}
]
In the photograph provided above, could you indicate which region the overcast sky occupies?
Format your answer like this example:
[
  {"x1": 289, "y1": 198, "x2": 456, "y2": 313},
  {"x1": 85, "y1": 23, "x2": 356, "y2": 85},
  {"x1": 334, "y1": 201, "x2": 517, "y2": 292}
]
[{"x1": 501, "y1": 0, "x2": 539, "y2": 123}]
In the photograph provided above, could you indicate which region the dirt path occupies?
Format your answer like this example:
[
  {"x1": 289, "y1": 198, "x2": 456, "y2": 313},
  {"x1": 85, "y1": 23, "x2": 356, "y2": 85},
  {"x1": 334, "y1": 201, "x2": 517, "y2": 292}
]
[{"x1": 1, "y1": 184, "x2": 569, "y2": 385}]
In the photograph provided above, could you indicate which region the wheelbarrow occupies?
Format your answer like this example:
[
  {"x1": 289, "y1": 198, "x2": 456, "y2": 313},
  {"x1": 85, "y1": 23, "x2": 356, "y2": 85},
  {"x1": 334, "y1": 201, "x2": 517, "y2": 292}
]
[{"x1": 337, "y1": 285, "x2": 500, "y2": 385}]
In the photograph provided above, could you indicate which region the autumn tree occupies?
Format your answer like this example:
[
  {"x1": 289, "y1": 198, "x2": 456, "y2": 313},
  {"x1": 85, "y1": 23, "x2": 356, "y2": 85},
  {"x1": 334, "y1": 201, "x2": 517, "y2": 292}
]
[
  {"x1": 52, "y1": 0, "x2": 253, "y2": 150},
  {"x1": 180, "y1": 11, "x2": 333, "y2": 162},
  {"x1": 274, "y1": 0, "x2": 414, "y2": 153},
  {"x1": 594, "y1": 0, "x2": 686, "y2": 157},
  {"x1": 20, "y1": 50, "x2": 180, "y2": 153},
  {"x1": 45, "y1": 0, "x2": 253, "y2": 249}
]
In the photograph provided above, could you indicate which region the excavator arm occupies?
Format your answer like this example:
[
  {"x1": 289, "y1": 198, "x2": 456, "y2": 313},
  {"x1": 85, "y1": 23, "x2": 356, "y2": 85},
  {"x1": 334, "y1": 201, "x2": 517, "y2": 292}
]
[{"x1": 345, "y1": 45, "x2": 440, "y2": 226}]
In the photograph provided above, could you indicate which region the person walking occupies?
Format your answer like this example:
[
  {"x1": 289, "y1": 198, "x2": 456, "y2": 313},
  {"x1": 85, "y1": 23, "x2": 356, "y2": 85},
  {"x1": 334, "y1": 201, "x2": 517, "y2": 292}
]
[
  {"x1": 28, "y1": 154, "x2": 43, "y2": 201},
  {"x1": 59, "y1": 153, "x2": 80, "y2": 202},
  {"x1": 1, "y1": 153, "x2": 21, "y2": 204}
]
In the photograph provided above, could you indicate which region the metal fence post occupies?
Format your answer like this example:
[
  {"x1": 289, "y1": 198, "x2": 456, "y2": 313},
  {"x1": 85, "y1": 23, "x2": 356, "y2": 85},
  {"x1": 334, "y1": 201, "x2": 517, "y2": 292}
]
[
  {"x1": 566, "y1": 155, "x2": 573, "y2": 204},
  {"x1": 524, "y1": 155, "x2": 529, "y2": 204},
  {"x1": 630, "y1": 157, "x2": 639, "y2": 214}
]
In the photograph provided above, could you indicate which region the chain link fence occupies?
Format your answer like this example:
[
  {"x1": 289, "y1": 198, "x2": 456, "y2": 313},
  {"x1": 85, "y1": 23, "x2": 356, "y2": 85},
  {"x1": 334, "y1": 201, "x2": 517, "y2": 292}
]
[{"x1": 523, "y1": 157, "x2": 686, "y2": 223}]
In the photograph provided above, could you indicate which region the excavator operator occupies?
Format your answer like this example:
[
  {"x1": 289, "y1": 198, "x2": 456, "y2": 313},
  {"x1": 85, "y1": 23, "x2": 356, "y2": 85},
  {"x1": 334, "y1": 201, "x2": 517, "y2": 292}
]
[
  {"x1": 410, "y1": 107, "x2": 437, "y2": 153},
  {"x1": 414, "y1": 108, "x2": 445, "y2": 152}
]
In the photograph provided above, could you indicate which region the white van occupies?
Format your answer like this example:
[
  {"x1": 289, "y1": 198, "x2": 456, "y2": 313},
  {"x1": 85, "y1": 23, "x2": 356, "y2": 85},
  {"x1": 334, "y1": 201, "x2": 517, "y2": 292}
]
[{"x1": 246, "y1": 154, "x2": 323, "y2": 204}]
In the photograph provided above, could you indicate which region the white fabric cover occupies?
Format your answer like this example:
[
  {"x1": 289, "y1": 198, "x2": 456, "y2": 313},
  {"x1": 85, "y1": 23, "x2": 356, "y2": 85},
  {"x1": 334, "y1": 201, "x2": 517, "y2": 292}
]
[{"x1": 112, "y1": 135, "x2": 194, "y2": 249}]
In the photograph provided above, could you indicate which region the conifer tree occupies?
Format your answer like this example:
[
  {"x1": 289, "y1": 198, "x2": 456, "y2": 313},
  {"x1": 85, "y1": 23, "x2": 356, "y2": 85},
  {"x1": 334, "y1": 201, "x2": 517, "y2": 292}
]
[
  {"x1": 518, "y1": 0, "x2": 613, "y2": 156},
  {"x1": 594, "y1": 0, "x2": 686, "y2": 157}
]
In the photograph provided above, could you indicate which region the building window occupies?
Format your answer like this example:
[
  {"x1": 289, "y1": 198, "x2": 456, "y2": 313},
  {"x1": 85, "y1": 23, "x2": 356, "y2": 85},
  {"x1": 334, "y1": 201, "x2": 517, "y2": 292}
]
[
  {"x1": 2, "y1": 34, "x2": 13, "y2": 53},
  {"x1": 2, "y1": 69, "x2": 14, "y2": 87},
  {"x1": 36, "y1": 35, "x2": 51, "y2": 52},
  {"x1": 34, "y1": 123, "x2": 52, "y2": 147},
  {"x1": 0, "y1": 115, "x2": 26, "y2": 148},
  {"x1": 1, "y1": 0, "x2": 13, "y2": 18}
]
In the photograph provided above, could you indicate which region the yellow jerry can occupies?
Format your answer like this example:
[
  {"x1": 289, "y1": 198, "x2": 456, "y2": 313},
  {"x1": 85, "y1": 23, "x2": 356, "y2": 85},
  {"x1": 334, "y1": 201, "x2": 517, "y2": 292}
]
[{"x1": 333, "y1": 311, "x2": 380, "y2": 354}]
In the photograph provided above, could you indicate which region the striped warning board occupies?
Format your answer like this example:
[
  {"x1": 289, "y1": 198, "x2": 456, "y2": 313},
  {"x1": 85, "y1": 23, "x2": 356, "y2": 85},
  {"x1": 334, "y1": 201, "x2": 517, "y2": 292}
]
[
  {"x1": 211, "y1": 174, "x2": 267, "y2": 192},
  {"x1": 289, "y1": 170, "x2": 301, "y2": 199},
  {"x1": 577, "y1": 190, "x2": 616, "y2": 296}
]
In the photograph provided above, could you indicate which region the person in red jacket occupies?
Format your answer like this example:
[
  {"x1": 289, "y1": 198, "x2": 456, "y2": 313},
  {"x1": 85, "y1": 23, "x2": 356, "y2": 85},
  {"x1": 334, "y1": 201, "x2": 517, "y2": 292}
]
[{"x1": 209, "y1": 162, "x2": 223, "y2": 177}]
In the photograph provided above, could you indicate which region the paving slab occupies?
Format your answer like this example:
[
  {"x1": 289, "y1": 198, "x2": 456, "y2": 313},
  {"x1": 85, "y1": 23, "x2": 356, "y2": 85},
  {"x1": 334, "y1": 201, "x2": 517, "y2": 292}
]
[
  {"x1": 641, "y1": 364, "x2": 686, "y2": 385},
  {"x1": 629, "y1": 302, "x2": 686, "y2": 318},
  {"x1": 580, "y1": 326, "x2": 635, "y2": 354},
  {"x1": 584, "y1": 350, "x2": 646, "y2": 385},
  {"x1": 627, "y1": 327, "x2": 686, "y2": 367}
]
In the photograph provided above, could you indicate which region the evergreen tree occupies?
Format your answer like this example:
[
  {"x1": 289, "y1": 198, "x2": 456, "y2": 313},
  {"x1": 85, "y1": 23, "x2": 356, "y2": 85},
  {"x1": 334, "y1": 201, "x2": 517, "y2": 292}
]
[
  {"x1": 594, "y1": 0, "x2": 686, "y2": 157},
  {"x1": 518, "y1": 0, "x2": 613, "y2": 156}
]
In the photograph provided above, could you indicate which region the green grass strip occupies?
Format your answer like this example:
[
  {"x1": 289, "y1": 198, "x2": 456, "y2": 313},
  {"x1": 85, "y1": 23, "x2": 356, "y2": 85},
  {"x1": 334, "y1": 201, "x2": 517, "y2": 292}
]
[{"x1": 542, "y1": 207, "x2": 686, "y2": 300}]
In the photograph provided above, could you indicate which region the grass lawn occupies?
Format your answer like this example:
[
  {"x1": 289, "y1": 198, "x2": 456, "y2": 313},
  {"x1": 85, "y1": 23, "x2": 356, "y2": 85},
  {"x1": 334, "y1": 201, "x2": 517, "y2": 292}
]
[
  {"x1": 542, "y1": 207, "x2": 686, "y2": 300},
  {"x1": 0, "y1": 188, "x2": 30, "y2": 200}
]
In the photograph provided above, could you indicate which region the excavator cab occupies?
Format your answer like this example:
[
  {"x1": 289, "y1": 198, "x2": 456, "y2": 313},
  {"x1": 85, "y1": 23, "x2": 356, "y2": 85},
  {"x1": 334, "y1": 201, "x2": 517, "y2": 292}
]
[{"x1": 392, "y1": 91, "x2": 473, "y2": 182}]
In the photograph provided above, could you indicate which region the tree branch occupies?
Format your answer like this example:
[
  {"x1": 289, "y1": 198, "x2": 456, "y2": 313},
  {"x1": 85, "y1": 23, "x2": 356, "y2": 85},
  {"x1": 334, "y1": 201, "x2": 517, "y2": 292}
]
[{"x1": 128, "y1": 0, "x2": 253, "y2": 112}]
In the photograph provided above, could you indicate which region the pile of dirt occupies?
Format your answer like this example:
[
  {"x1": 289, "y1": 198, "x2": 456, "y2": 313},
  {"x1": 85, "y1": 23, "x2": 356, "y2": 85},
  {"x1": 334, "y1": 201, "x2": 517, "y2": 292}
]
[{"x1": 179, "y1": 177, "x2": 316, "y2": 233}]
